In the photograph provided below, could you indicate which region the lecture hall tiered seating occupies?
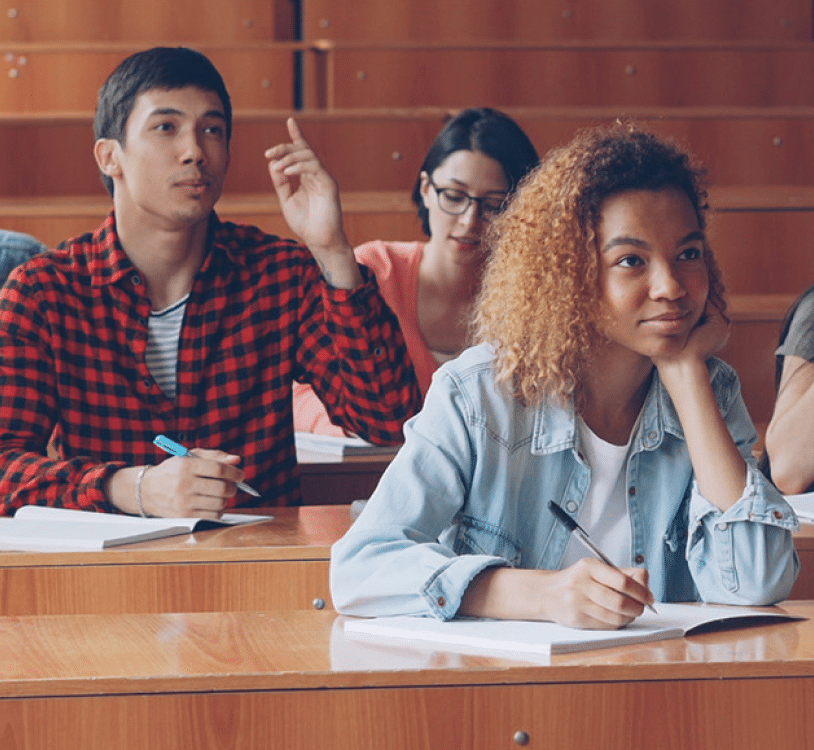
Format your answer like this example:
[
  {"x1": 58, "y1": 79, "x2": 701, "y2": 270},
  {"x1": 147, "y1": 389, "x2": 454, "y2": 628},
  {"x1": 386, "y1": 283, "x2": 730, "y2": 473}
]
[{"x1": 2, "y1": 0, "x2": 812, "y2": 472}]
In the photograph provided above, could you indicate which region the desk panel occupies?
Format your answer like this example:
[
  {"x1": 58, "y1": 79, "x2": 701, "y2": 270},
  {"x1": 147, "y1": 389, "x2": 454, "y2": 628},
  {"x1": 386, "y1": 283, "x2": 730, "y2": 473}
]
[
  {"x1": 0, "y1": 604, "x2": 812, "y2": 749},
  {"x1": 792, "y1": 522, "x2": 814, "y2": 600},
  {"x1": 298, "y1": 449, "x2": 393, "y2": 504},
  {"x1": 0, "y1": 506, "x2": 352, "y2": 615}
]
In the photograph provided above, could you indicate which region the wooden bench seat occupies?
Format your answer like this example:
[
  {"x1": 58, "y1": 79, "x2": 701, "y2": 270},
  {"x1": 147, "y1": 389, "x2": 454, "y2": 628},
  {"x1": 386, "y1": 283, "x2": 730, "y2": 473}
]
[
  {"x1": 2, "y1": 185, "x2": 810, "y2": 294},
  {"x1": 0, "y1": 43, "x2": 304, "y2": 113},
  {"x1": 301, "y1": 0, "x2": 812, "y2": 43},
  {"x1": 4, "y1": 107, "x2": 814, "y2": 198},
  {"x1": 304, "y1": 41, "x2": 814, "y2": 109}
]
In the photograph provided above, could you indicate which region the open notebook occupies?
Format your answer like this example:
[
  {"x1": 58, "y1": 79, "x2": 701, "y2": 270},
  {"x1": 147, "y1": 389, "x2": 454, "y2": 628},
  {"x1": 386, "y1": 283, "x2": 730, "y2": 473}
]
[
  {"x1": 344, "y1": 603, "x2": 802, "y2": 657},
  {"x1": 0, "y1": 506, "x2": 272, "y2": 550},
  {"x1": 786, "y1": 492, "x2": 814, "y2": 522}
]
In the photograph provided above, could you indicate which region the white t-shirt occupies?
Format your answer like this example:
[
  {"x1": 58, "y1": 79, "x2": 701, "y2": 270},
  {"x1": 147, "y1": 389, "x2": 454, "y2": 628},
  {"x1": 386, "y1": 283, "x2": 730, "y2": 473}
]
[{"x1": 560, "y1": 416, "x2": 632, "y2": 569}]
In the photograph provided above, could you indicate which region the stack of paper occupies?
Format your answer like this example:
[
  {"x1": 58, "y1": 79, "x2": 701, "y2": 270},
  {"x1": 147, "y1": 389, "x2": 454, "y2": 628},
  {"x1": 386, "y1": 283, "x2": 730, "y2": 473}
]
[{"x1": 295, "y1": 432, "x2": 401, "y2": 457}]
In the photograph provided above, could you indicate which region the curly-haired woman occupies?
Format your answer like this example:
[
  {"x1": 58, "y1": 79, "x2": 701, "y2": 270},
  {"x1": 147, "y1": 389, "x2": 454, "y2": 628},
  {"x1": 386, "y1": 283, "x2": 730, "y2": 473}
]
[{"x1": 331, "y1": 123, "x2": 798, "y2": 630}]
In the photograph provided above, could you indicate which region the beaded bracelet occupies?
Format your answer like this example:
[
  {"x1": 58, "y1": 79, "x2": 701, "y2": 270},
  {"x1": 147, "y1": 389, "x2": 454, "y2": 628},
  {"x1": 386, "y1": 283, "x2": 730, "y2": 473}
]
[{"x1": 135, "y1": 465, "x2": 152, "y2": 518}]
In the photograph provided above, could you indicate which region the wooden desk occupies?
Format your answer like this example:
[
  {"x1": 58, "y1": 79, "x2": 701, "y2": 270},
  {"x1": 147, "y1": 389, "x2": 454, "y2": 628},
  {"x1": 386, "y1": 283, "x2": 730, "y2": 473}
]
[
  {"x1": 0, "y1": 505, "x2": 352, "y2": 615},
  {"x1": 792, "y1": 522, "x2": 814, "y2": 600},
  {"x1": 298, "y1": 448, "x2": 393, "y2": 504},
  {"x1": 0, "y1": 602, "x2": 812, "y2": 749}
]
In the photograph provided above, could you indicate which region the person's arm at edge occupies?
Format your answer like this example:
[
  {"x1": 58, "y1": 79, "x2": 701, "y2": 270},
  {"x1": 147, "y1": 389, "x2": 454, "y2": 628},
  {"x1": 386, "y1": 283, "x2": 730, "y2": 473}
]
[{"x1": 764, "y1": 354, "x2": 814, "y2": 494}]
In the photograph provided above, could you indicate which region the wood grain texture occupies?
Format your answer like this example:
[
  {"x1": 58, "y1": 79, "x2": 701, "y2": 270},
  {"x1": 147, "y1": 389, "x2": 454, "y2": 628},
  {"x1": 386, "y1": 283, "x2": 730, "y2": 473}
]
[
  {"x1": 0, "y1": 44, "x2": 300, "y2": 113},
  {"x1": 302, "y1": 0, "x2": 812, "y2": 43},
  {"x1": 0, "y1": 604, "x2": 813, "y2": 748},
  {"x1": 0, "y1": 506, "x2": 352, "y2": 614},
  {"x1": 314, "y1": 45, "x2": 814, "y2": 109}
]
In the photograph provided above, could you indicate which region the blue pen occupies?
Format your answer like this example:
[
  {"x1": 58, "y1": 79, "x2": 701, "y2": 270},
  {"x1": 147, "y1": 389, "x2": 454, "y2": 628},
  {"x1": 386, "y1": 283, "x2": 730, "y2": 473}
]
[{"x1": 153, "y1": 434, "x2": 261, "y2": 498}]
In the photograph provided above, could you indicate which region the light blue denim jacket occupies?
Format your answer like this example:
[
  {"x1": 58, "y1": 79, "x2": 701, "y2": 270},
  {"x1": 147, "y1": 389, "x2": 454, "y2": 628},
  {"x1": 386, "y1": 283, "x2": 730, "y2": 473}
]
[
  {"x1": 0, "y1": 230, "x2": 46, "y2": 285},
  {"x1": 331, "y1": 343, "x2": 799, "y2": 619}
]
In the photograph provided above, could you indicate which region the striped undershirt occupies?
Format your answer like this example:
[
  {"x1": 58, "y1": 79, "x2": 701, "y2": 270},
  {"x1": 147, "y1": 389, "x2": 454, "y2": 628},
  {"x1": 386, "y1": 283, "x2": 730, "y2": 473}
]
[{"x1": 145, "y1": 294, "x2": 189, "y2": 399}]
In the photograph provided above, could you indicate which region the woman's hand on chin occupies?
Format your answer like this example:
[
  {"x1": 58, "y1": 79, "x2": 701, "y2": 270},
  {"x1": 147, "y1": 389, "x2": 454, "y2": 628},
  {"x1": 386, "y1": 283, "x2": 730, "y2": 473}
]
[{"x1": 652, "y1": 302, "x2": 730, "y2": 373}]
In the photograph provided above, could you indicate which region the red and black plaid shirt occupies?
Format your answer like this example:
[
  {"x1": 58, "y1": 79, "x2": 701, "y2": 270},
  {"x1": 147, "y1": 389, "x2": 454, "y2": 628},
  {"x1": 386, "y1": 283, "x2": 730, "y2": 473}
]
[{"x1": 0, "y1": 212, "x2": 419, "y2": 513}]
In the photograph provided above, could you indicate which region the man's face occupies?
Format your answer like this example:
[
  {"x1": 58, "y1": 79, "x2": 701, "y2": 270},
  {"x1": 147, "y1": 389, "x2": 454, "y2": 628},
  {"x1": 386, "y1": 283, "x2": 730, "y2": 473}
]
[{"x1": 96, "y1": 86, "x2": 230, "y2": 231}]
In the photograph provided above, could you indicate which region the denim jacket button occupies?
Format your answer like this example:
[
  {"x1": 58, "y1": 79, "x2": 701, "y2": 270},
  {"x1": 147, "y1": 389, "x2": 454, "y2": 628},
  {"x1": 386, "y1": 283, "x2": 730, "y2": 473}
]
[
  {"x1": 773, "y1": 510, "x2": 784, "y2": 520},
  {"x1": 565, "y1": 500, "x2": 578, "y2": 513},
  {"x1": 436, "y1": 596, "x2": 446, "y2": 607},
  {"x1": 634, "y1": 554, "x2": 645, "y2": 564},
  {"x1": 717, "y1": 522, "x2": 728, "y2": 531}
]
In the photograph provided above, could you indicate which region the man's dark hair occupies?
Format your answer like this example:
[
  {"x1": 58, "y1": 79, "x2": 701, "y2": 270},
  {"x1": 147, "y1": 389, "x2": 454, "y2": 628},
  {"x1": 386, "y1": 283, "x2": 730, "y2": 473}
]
[{"x1": 94, "y1": 46, "x2": 233, "y2": 196}]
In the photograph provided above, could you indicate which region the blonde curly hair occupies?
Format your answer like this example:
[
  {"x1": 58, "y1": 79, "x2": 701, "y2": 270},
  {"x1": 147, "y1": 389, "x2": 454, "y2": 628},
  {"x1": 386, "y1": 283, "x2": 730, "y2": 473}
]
[{"x1": 474, "y1": 122, "x2": 726, "y2": 406}]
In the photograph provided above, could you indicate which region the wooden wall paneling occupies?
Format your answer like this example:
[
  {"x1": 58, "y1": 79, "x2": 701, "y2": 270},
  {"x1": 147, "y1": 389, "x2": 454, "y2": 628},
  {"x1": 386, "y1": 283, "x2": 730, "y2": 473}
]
[
  {"x1": 301, "y1": 0, "x2": 813, "y2": 43},
  {"x1": 311, "y1": 44, "x2": 814, "y2": 109},
  {"x1": 5, "y1": 109, "x2": 814, "y2": 198},
  {"x1": 0, "y1": 110, "x2": 445, "y2": 199},
  {"x1": 0, "y1": 44, "x2": 300, "y2": 113},
  {"x1": 216, "y1": 192, "x2": 424, "y2": 248},
  {"x1": 0, "y1": 196, "x2": 110, "y2": 247},
  {"x1": 0, "y1": 192, "x2": 423, "y2": 252},
  {"x1": 506, "y1": 108, "x2": 814, "y2": 187},
  {"x1": 0, "y1": 0, "x2": 290, "y2": 43},
  {"x1": 0, "y1": 116, "x2": 101, "y2": 198},
  {"x1": 718, "y1": 297, "x2": 792, "y2": 427},
  {"x1": 223, "y1": 110, "x2": 448, "y2": 194},
  {"x1": 219, "y1": 109, "x2": 814, "y2": 193},
  {"x1": 708, "y1": 208, "x2": 814, "y2": 296}
]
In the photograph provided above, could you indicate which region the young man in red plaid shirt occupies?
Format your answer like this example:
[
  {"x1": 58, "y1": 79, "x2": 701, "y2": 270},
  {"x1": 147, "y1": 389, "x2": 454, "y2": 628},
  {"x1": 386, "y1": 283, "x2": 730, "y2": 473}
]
[{"x1": 0, "y1": 47, "x2": 420, "y2": 516}]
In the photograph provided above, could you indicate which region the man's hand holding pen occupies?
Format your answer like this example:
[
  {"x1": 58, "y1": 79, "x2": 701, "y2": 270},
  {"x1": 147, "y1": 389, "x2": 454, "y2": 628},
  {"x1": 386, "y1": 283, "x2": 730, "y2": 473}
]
[
  {"x1": 104, "y1": 436, "x2": 258, "y2": 519},
  {"x1": 134, "y1": 448, "x2": 246, "y2": 519}
]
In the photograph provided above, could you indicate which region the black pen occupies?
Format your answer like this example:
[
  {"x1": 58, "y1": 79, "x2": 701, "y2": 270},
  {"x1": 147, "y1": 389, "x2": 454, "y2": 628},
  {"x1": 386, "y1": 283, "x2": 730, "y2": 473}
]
[{"x1": 548, "y1": 500, "x2": 658, "y2": 614}]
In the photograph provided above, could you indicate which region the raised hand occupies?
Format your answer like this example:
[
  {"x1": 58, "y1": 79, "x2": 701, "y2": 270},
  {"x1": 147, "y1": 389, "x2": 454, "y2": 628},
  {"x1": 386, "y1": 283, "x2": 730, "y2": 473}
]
[{"x1": 264, "y1": 118, "x2": 360, "y2": 288}]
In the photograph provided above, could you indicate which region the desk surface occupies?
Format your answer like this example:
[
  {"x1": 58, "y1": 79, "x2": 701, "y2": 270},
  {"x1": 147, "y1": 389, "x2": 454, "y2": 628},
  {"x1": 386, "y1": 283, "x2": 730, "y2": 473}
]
[
  {"x1": 0, "y1": 504, "x2": 350, "y2": 565},
  {"x1": 0, "y1": 602, "x2": 812, "y2": 749},
  {"x1": 0, "y1": 505, "x2": 353, "y2": 615},
  {"x1": 1, "y1": 508, "x2": 814, "y2": 616}
]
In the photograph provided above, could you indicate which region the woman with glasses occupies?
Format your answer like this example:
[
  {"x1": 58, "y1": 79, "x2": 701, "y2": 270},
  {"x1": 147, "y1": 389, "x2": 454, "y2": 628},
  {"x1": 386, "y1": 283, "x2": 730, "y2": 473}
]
[
  {"x1": 293, "y1": 108, "x2": 539, "y2": 436},
  {"x1": 331, "y1": 123, "x2": 798, "y2": 628}
]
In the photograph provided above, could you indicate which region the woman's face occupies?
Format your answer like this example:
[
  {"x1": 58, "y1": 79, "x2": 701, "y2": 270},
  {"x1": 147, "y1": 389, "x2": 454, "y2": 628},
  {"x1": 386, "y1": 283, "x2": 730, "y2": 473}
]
[
  {"x1": 419, "y1": 150, "x2": 509, "y2": 263},
  {"x1": 596, "y1": 187, "x2": 710, "y2": 361}
]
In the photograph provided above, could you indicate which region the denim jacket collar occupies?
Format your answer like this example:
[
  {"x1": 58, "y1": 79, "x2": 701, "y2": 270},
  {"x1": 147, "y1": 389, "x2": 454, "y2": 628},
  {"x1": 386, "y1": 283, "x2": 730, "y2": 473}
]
[{"x1": 531, "y1": 369, "x2": 686, "y2": 457}]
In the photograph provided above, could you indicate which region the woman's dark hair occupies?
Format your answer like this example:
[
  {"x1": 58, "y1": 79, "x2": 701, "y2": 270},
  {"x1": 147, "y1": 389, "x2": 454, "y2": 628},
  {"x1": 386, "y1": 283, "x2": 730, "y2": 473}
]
[
  {"x1": 94, "y1": 46, "x2": 233, "y2": 196},
  {"x1": 411, "y1": 108, "x2": 539, "y2": 236}
]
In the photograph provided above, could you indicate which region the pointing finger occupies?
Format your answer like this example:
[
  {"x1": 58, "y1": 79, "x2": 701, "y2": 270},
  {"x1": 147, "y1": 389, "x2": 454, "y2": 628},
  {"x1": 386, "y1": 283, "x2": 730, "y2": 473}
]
[{"x1": 286, "y1": 117, "x2": 306, "y2": 146}]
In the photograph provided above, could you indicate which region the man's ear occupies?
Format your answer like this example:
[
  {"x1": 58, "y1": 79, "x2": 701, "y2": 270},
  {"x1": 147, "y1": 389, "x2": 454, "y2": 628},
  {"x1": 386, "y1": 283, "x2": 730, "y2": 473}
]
[{"x1": 94, "y1": 138, "x2": 122, "y2": 178}]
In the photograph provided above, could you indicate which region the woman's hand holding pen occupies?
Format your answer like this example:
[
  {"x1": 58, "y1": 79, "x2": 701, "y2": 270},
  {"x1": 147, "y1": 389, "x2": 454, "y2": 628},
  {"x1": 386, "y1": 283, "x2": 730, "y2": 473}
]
[{"x1": 460, "y1": 562, "x2": 654, "y2": 630}]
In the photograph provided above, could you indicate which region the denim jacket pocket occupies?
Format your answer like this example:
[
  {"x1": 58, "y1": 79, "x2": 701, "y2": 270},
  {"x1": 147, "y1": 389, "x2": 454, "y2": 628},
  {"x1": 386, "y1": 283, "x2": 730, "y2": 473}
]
[{"x1": 452, "y1": 514, "x2": 523, "y2": 567}]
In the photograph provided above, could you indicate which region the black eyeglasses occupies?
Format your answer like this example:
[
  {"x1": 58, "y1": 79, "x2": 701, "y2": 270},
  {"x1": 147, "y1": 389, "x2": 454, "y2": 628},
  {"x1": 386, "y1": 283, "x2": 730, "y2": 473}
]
[{"x1": 429, "y1": 179, "x2": 507, "y2": 219}]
